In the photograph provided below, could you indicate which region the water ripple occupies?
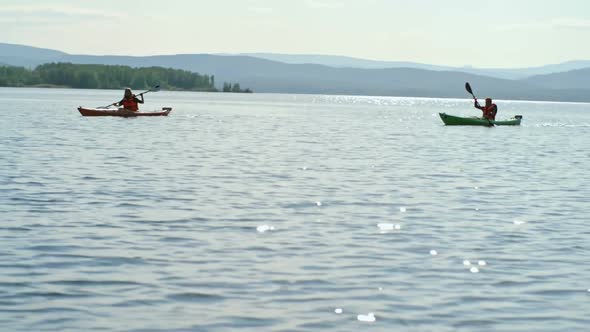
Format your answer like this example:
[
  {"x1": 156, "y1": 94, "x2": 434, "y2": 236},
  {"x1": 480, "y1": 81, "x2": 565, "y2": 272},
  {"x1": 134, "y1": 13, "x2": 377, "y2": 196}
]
[{"x1": 1, "y1": 90, "x2": 589, "y2": 331}]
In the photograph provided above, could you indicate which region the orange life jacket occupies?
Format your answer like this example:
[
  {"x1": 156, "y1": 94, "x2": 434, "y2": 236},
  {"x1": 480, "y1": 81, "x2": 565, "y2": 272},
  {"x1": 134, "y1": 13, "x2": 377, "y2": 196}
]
[
  {"x1": 122, "y1": 96, "x2": 139, "y2": 111},
  {"x1": 482, "y1": 104, "x2": 497, "y2": 120}
]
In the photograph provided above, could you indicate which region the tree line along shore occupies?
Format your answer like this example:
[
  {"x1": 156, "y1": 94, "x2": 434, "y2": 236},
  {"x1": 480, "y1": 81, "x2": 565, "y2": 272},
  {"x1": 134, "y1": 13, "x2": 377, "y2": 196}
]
[{"x1": 0, "y1": 62, "x2": 252, "y2": 93}]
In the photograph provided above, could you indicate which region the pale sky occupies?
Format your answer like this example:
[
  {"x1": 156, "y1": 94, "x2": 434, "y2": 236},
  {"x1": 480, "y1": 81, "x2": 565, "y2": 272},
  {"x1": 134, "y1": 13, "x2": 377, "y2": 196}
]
[{"x1": 1, "y1": 0, "x2": 590, "y2": 68}]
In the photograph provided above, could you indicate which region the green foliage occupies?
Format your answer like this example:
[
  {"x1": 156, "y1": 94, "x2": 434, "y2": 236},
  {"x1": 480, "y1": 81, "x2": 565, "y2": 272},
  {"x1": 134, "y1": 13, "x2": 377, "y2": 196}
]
[
  {"x1": 0, "y1": 63, "x2": 230, "y2": 92},
  {"x1": 0, "y1": 66, "x2": 39, "y2": 86},
  {"x1": 222, "y1": 82, "x2": 253, "y2": 93}
]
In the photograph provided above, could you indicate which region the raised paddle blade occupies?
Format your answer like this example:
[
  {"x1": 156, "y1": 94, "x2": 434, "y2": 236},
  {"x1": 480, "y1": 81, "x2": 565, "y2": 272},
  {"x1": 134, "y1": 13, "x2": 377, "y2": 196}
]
[
  {"x1": 465, "y1": 82, "x2": 478, "y2": 104},
  {"x1": 465, "y1": 82, "x2": 473, "y2": 95},
  {"x1": 138, "y1": 84, "x2": 161, "y2": 96}
]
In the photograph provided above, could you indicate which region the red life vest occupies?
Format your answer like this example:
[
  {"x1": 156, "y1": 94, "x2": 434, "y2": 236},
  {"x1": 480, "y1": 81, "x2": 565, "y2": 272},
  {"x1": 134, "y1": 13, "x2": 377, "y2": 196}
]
[
  {"x1": 122, "y1": 96, "x2": 139, "y2": 111},
  {"x1": 482, "y1": 104, "x2": 497, "y2": 120}
]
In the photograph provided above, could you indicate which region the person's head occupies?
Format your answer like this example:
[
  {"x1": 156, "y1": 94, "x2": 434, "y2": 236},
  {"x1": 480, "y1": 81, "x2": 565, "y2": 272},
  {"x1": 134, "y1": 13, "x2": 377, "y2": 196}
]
[
  {"x1": 124, "y1": 88, "x2": 133, "y2": 98},
  {"x1": 485, "y1": 98, "x2": 492, "y2": 107}
]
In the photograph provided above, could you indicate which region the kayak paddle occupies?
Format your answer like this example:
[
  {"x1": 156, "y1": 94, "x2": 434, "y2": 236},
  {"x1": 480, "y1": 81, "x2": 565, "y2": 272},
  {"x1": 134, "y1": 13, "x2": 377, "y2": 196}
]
[
  {"x1": 137, "y1": 84, "x2": 161, "y2": 96},
  {"x1": 97, "y1": 84, "x2": 161, "y2": 108},
  {"x1": 465, "y1": 82, "x2": 479, "y2": 107}
]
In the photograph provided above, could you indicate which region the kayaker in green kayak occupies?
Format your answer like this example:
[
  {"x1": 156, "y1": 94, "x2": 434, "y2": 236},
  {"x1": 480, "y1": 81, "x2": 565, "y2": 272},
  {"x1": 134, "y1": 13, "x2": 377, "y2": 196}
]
[
  {"x1": 474, "y1": 97, "x2": 497, "y2": 120},
  {"x1": 116, "y1": 88, "x2": 144, "y2": 112},
  {"x1": 439, "y1": 82, "x2": 521, "y2": 126}
]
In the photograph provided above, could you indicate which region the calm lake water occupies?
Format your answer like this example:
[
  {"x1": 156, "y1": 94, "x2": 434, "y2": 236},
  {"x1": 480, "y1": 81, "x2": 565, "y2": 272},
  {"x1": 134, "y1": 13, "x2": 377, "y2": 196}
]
[{"x1": 1, "y1": 87, "x2": 589, "y2": 331}]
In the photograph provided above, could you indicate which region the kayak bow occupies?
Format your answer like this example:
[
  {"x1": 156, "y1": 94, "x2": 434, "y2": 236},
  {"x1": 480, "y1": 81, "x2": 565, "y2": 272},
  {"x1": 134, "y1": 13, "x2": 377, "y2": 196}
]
[
  {"x1": 78, "y1": 107, "x2": 172, "y2": 117},
  {"x1": 439, "y1": 113, "x2": 522, "y2": 126}
]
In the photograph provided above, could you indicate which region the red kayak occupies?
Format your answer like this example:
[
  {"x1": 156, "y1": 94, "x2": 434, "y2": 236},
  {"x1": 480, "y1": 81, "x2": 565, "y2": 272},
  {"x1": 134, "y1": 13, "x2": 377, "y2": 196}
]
[{"x1": 78, "y1": 107, "x2": 172, "y2": 117}]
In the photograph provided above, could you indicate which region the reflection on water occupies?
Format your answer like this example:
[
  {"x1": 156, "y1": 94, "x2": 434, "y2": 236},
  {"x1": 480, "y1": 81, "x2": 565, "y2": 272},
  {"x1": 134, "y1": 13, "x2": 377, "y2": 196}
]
[{"x1": 1, "y1": 88, "x2": 590, "y2": 331}]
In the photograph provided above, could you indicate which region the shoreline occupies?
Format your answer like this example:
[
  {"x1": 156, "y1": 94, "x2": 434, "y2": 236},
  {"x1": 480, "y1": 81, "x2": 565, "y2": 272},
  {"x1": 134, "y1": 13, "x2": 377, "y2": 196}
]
[
  {"x1": 0, "y1": 85, "x2": 252, "y2": 94},
  {"x1": 1, "y1": 86, "x2": 588, "y2": 104}
]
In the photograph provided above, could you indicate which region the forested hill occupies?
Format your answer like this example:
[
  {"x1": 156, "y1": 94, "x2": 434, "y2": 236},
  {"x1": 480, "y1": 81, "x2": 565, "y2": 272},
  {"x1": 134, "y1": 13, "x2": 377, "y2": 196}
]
[{"x1": 0, "y1": 63, "x2": 251, "y2": 92}]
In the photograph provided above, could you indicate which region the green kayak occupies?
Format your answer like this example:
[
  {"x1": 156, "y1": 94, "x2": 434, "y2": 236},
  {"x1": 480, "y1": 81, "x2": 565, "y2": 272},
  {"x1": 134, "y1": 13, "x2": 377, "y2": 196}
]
[{"x1": 439, "y1": 113, "x2": 522, "y2": 126}]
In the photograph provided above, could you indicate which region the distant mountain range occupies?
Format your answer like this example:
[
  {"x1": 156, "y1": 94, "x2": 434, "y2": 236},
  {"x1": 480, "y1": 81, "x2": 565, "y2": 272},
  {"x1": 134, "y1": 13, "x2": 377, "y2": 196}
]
[
  {"x1": 0, "y1": 43, "x2": 67, "y2": 67},
  {"x1": 2, "y1": 42, "x2": 590, "y2": 102},
  {"x1": 241, "y1": 53, "x2": 590, "y2": 80}
]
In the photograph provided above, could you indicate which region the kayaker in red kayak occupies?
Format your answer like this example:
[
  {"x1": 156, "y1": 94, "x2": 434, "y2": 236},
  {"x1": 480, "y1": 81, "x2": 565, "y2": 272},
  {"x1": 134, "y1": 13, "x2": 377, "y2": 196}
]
[
  {"x1": 116, "y1": 88, "x2": 144, "y2": 112},
  {"x1": 474, "y1": 98, "x2": 497, "y2": 120}
]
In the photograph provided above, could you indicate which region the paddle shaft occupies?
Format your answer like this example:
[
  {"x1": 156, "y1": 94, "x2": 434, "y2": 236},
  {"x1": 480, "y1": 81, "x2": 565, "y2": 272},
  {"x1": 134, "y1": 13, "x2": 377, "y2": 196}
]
[
  {"x1": 137, "y1": 84, "x2": 160, "y2": 96},
  {"x1": 137, "y1": 88, "x2": 154, "y2": 96},
  {"x1": 465, "y1": 82, "x2": 479, "y2": 106}
]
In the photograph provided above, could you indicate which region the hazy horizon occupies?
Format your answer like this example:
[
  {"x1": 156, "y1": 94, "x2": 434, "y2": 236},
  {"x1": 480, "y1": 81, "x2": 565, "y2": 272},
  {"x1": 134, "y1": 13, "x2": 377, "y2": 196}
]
[
  {"x1": 1, "y1": 0, "x2": 590, "y2": 68},
  {"x1": 6, "y1": 41, "x2": 590, "y2": 71}
]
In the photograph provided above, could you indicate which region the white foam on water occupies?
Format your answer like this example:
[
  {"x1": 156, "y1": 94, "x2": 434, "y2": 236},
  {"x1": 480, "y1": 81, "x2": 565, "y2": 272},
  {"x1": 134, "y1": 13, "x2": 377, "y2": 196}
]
[
  {"x1": 335, "y1": 308, "x2": 343, "y2": 314},
  {"x1": 470, "y1": 267, "x2": 480, "y2": 273},
  {"x1": 463, "y1": 260, "x2": 471, "y2": 266},
  {"x1": 430, "y1": 250, "x2": 438, "y2": 256},
  {"x1": 478, "y1": 260, "x2": 487, "y2": 266},
  {"x1": 400, "y1": 207, "x2": 407, "y2": 213},
  {"x1": 513, "y1": 219, "x2": 526, "y2": 225},
  {"x1": 377, "y1": 223, "x2": 394, "y2": 230},
  {"x1": 256, "y1": 225, "x2": 275, "y2": 233},
  {"x1": 378, "y1": 223, "x2": 401, "y2": 233},
  {"x1": 357, "y1": 313, "x2": 376, "y2": 322},
  {"x1": 316, "y1": 201, "x2": 322, "y2": 206}
]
